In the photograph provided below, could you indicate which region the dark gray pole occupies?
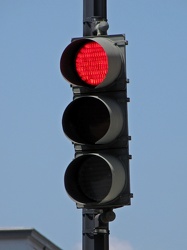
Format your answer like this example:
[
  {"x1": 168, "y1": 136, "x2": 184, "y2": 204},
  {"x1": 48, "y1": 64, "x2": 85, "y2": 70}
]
[
  {"x1": 82, "y1": 209, "x2": 116, "y2": 250},
  {"x1": 82, "y1": 1, "x2": 111, "y2": 249},
  {"x1": 83, "y1": 0, "x2": 109, "y2": 36}
]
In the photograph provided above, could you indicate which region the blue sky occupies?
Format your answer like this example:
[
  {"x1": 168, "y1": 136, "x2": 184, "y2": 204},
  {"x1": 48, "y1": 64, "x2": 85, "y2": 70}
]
[{"x1": 0, "y1": 1, "x2": 187, "y2": 250}]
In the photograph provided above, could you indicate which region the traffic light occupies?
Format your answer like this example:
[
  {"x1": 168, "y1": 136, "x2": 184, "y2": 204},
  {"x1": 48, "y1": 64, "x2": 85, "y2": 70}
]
[{"x1": 60, "y1": 34, "x2": 132, "y2": 209}]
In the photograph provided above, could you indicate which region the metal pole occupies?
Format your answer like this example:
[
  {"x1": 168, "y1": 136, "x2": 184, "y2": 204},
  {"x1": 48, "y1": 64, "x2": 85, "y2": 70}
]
[
  {"x1": 83, "y1": 0, "x2": 108, "y2": 36},
  {"x1": 82, "y1": 1, "x2": 111, "y2": 249},
  {"x1": 82, "y1": 209, "x2": 115, "y2": 250}
]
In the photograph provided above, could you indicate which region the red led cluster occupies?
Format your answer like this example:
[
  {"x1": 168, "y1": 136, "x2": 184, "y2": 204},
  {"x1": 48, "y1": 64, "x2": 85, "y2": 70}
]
[{"x1": 75, "y1": 41, "x2": 108, "y2": 86}]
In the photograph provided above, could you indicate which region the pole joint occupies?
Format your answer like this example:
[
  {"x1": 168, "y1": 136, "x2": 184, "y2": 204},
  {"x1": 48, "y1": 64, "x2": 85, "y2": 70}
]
[{"x1": 83, "y1": 0, "x2": 108, "y2": 36}]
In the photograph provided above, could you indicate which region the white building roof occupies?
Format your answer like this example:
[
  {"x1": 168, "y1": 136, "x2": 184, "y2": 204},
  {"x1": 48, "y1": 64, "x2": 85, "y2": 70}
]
[{"x1": 0, "y1": 228, "x2": 62, "y2": 250}]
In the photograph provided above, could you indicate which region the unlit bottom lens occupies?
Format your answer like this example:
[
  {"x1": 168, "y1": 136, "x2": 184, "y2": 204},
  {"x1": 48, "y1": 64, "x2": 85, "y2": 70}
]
[{"x1": 78, "y1": 156, "x2": 112, "y2": 202}]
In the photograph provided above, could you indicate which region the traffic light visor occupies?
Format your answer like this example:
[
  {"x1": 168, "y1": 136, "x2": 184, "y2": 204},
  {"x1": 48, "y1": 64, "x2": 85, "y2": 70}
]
[
  {"x1": 64, "y1": 154, "x2": 126, "y2": 206},
  {"x1": 62, "y1": 96, "x2": 123, "y2": 144},
  {"x1": 60, "y1": 37, "x2": 123, "y2": 88}
]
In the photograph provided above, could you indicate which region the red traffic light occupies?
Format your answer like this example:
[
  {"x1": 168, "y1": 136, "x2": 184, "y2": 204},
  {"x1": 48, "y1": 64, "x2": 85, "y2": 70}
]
[
  {"x1": 75, "y1": 41, "x2": 108, "y2": 86},
  {"x1": 60, "y1": 37, "x2": 124, "y2": 88},
  {"x1": 61, "y1": 34, "x2": 132, "y2": 209}
]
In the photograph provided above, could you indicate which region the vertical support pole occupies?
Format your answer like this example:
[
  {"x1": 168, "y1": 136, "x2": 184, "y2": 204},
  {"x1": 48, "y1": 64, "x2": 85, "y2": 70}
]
[
  {"x1": 82, "y1": 1, "x2": 111, "y2": 249},
  {"x1": 83, "y1": 0, "x2": 108, "y2": 36},
  {"x1": 83, "y1": 209, "x2": 114, "y2": 250}
]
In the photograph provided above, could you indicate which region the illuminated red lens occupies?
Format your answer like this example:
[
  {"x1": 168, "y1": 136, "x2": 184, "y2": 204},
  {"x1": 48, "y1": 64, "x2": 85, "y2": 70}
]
[{"x1": 75, "y1": 41, "x2": 108, "y2": 86}]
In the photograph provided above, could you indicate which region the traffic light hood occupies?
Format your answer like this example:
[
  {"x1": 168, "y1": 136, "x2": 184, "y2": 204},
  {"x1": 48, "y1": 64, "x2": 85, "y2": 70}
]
[{"x1": 60, "y1": 37, "x2": 124, "y2": 88}]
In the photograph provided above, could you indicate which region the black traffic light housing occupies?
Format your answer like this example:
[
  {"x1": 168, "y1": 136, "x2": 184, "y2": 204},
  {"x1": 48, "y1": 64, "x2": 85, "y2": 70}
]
[{"x1": 60, "y1": 34, "x2": 133, "y2": 209}]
